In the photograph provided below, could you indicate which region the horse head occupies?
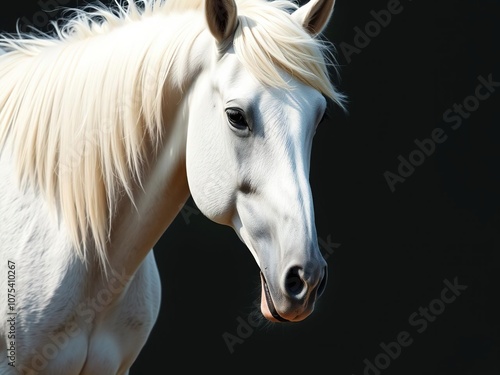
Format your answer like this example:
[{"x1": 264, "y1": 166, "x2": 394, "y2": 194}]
[{"x1": 185, "y1": 0, "x2": 341, "y2": 322}]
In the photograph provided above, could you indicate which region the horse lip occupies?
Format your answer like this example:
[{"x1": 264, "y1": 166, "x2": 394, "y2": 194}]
[{"x1": 260, "y1": 271, "x2": 290, "y2": 323}]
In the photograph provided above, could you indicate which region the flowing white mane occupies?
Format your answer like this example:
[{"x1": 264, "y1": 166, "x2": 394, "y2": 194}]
[{"x1": 0, "y1": 0, "x2": 345, "y2": 267}]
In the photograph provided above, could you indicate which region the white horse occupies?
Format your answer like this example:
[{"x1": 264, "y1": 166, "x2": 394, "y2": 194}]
[{"x1": 0, "y1": 0, "x2": 345, "y2": 373}]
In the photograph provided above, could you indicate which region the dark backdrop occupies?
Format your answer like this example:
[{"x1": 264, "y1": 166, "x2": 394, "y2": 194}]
[{"x1": 1, "y1": 1, "x2": 499, "y2": 374}]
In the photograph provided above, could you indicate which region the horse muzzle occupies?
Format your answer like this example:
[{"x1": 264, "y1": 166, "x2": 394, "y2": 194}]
[{"x1": 259, "y1": 263, "x2": 327, "y2": 322}]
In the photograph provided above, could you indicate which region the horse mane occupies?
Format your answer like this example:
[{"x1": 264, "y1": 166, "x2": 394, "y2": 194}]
[{"x1": 0, "y1": 0, "x2": 345, "y2": 268}]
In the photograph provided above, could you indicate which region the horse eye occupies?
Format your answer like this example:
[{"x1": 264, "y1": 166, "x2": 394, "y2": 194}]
[{"x1": 226, "y1": 108, "x2": 249, "y2": 131}]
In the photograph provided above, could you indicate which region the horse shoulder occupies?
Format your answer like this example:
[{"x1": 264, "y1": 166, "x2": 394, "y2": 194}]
[{"x1": 0, "y1": 150, "x2": 161, "y2": 373}]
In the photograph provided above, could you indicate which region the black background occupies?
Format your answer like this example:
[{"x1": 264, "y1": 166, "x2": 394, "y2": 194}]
[{"x1": 1, "y1": 0, "x2": 499, "y2": 374}]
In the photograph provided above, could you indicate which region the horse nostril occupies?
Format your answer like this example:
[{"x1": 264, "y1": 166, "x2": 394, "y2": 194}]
[
  {"x1": 285, "y1": 266, "x2": 305, "y2": 297},
  {"x1": 285, "y1": 265, "x2": 328, "y2": 299}
]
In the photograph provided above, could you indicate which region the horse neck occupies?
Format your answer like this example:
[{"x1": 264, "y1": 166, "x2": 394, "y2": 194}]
[
  {"x1": 104, "y1": 13, "x2": 214, "y2": 275},
  {"x1": 106, "y1": 114, "x2": 190, "y2": 275}
]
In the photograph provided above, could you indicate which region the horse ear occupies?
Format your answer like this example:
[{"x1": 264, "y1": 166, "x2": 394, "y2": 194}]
[
  {"x1": 292, "y1": 0, "x2": 336, "y2": 36},
  {"x1": 205, "y1": 0, "x2": 238, "y2": 44}
]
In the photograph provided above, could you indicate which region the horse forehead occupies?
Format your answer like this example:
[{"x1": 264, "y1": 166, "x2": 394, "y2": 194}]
[{"x1": 215, "y1": 53, "x2": 325, "y2": 114}]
